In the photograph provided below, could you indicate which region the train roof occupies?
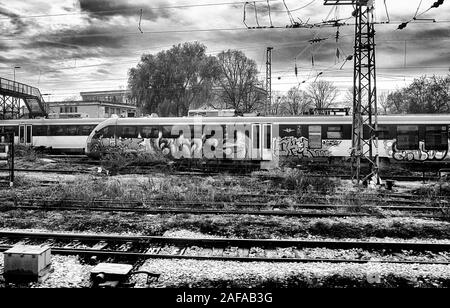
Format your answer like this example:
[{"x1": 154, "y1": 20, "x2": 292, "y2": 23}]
[
  {"x1": 104, "y1": 114, "x2": 450, "y2": 125},
  {"x1": 0, "y1": 118, "x2": 106, "y2": 125}
]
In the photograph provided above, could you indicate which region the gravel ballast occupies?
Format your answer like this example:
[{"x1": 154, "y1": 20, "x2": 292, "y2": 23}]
[{"x1": 133, "y1": 259, "x2": 450, "y2": 288}]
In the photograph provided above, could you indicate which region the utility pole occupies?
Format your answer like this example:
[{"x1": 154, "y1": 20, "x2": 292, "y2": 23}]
[
  {"x1": 324, "y1": 0, "x2": 379, "y2": 186},
  {"x1": 266, "y1": 47, "x2": 273, "y2": 116}
]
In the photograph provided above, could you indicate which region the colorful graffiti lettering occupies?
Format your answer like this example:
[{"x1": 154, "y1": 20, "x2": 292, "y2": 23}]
[
  {"x1": 273, "y1": 137, "x2": 341, "y2": 158},
  {"x1": 90, "y1": 129, "x2": 252, "y2": 160},
  {"x1": 389, "y1": 140, "x2": 448, "y2": 162}
]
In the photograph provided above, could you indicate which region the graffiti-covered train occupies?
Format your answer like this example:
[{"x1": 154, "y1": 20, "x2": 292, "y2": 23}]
[{"x1": 85, "y1": 114, "x2": 450, "y2": 168}]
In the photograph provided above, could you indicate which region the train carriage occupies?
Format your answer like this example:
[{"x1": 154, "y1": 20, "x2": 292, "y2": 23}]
[
  {"x1": 85, "y1": 114, "x2": 450, "y2": 168},
  {"x1": 0, "y1": 118, "x2": 104, "y2": 153}
]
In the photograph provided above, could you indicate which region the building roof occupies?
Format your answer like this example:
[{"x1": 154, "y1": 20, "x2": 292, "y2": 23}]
[
  {"x1": 49, "y1": 100, "x2": 137, "y2": 109},
  {"x1": 80, "y1": 90, "x2": 130, "y2": 96}
]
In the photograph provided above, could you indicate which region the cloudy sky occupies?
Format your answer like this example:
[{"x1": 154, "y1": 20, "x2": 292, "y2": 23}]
[{"x1": 0, "y1": 0, "x2": 449, "y2": 102}]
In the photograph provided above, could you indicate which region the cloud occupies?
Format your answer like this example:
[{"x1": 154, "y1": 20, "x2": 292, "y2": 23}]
[
  {"x1": 0, "y1": 6, "x2": 28, "y2": 34},
  {"x1": 96, "y1": 68, "x2": 111, "y2": 74},
  {"x1": 78, "y1": 0, "x2": 170, "y2": 21}
]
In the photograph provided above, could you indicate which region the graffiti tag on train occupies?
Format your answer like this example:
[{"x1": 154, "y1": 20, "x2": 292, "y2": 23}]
[
  {"x1": 273, "y1": 137, "x2": 341, "y2": 158},
  {"x1": 389, "y1": 140, "x2": 448, "y2": 161}
]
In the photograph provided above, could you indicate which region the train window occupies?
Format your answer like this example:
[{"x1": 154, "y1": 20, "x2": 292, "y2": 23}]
[
  {"x1": 66, "y1": 126, "x2": 78, "y2": 136},
  {"x1": 425, "y1": 126, "x2": 448, "y2": 150},
  {"x1": 309, "y1": 126, "x2": 322, "y2": 149},
  {"x1": 1, "y1": 126, "x2": 17, "y2": 135},
  {"x1": 377, "y1": 125, "x2": 392, "y2": 139},
  {"x1": 397, "y1": 126, "x2": 418, "y2": 150},
  {"x1": 79, "y1": 125, "x2": 96, "y2": 136},
  {"x1": 140, "y1": 126, "x2": 159, "y2": 138},
  {"x1": 94, "y1": 126, "x2": 114, "y2": 139},
  {"x1": 161, "y1": 126, "x2": 180, "y2": 138},
  {"x1": 49, "y1": 125, "x2": 66, "y2": 136},
  {"x1": 279, "y1": 125, "x2": 300, "y2": 138},
  {"x1": 253, "y1": 125, "x2": 260, "y2": 149},
  {"x1": 264, "y1": 124, "x2": 271, "y2": 149},
  {"x1": 327, "y1": 126, "x2": 343, "y2": 139},
  {"x1": 118, "y1": 126, "x2": 138, "y2": 138},
  {"x1": 26, "y1": 126, "x2": 32, "y2": 143},
  {"x1": 33, "y1": 125, "x2": 48, "y2": 136}
]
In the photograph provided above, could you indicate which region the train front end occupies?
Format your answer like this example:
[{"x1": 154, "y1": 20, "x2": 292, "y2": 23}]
[{"x1": 85, "y1": 118, "x2": 117, "y2": 157}]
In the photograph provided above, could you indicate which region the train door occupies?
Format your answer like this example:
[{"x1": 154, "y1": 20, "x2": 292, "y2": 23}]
[
  {"x1": 19, "y1": 124, "x2": 33, "y2": 145},
  {"x1": 251, "y1": 123, "x2": 262, "y2": 160},
  {"x1": 262, "y1": 124, "x2": 272, "y2": 161}
]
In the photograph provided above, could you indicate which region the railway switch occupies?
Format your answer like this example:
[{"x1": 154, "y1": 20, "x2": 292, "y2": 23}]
[{"x1": 3, "y1": 245, "x2": 51, "y2": 282}]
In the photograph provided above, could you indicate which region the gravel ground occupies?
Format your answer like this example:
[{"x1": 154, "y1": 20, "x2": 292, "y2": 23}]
[
  {"x1": 2, "y1": 253, "x2": 449, "y2": 288},
  {"x1": 31, "y1": 256, "x2": 94, "y2": 288},
  {"x1": 132, "y1": 259, "x2": 450, "y2": 288}
]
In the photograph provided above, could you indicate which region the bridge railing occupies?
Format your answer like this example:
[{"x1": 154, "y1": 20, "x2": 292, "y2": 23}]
[
  {"x1": 0, "y1": 78, "x2": 36, "y2": 97},
  {"x1": 0, "y1": 77, "x2": 47, "y2": 114}
]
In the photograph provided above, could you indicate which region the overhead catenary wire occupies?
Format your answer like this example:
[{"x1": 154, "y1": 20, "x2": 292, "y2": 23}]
[
  {"x1": 266, "y1": 0, "x2": 273, "y2": 27},
  {"x1": 0, "y1": 0, "x2": 281, "y2": 20},
  {"x1": 2, "y1": 0, "x2": 449, "y2": 102}
]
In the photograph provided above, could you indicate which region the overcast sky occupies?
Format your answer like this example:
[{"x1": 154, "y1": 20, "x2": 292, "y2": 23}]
[{"x1": 0, "y1": 0, "x2": 449, "y2": 102}]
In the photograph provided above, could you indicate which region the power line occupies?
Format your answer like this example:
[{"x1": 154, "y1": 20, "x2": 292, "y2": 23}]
[
  {"x1": 1, "y1": 19, "x2": 450, "y2": 42},
  {"x1": 0, "y1": 1, "x2": 280, "y2": 20}
]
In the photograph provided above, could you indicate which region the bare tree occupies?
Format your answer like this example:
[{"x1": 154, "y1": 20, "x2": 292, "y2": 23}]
[
  {"x1": 270, "y1": 91, "x2": 284, "y2": 115},
  {"x1": 305, "y1": 80, "x2": 339, "y2": 109},
  {"x1": 283, "y1": 86, "x2": 311, "y2": 115},
  {"x1": 385, "y1": 75, "x2": 450, "y2": 114},
  {"x1": 378, "y1": 92, "x2": 389, "y2": 115},
  {"x1": 215, "y1": 49, "x2": 262, "y2": 113}
]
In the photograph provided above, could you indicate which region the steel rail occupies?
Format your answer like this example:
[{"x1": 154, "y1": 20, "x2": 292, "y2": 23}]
[
  {"x1": 0, "y1": 167, "x2": 445, "y2": 181},
  {"x1": 1, "y1": 231, "x2": 450, "y2": 252},
  {"x1": 1, "y1": 197, "x2": 444, "y2": 212},
  {"x1": 0, "y1": 205, "x2": 443, "y2": 219},
  {"x1": 0, "y1": 245, "x2": 448, "y2": 265}
]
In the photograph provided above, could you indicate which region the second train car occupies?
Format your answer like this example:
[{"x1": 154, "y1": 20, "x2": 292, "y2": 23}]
[{"x1": 85, "y1": 114, "x2": 450, "y2": 168}]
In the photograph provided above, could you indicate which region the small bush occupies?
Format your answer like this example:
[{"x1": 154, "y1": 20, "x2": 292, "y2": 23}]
[
  {"x1": 14, "y1": 145, "x2": 40, "y2": 162},
  {"x1": 100, "y1": 146, "x2": 170, "y2": 175},
  {"x1": 266, "y1": 168, "x2": 340, "y2": 193}
]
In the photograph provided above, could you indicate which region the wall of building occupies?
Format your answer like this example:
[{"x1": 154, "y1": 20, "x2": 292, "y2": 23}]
[{"x1": 48, "y1": 101, "x2": 137, "y2": 118}]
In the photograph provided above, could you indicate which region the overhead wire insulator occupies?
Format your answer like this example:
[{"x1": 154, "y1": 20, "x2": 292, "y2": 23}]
[
  {"x1": 432, "y1": 0, "x2": 444, "y2": 8},
  {"x1": 398, "y1": 22, "x2": 408, "y2": 29}
]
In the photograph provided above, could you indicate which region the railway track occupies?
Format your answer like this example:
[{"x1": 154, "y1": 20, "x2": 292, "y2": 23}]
[
  {"x1": 0, "y1": 231, "x2": 449, "y2": 265},
  {"x1": 0, "y1": 165, "x2": 446, "y2": 181},
  {"x1": 0, "y1": 197, "x2": 446, "y2": 218}
]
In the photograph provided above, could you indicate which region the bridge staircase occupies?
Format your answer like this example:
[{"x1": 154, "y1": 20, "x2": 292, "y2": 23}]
[{"x1": 0, "y1": 77, "x2": 48, "y2": 119}]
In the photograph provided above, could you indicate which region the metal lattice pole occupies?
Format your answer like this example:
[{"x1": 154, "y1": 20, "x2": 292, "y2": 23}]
[
  {"x1": 324, "y1": 0, "x2": 379, "y2": 186},
  {"x1": 351, "y1": 4, "x2": 379, "y2": 185}
]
